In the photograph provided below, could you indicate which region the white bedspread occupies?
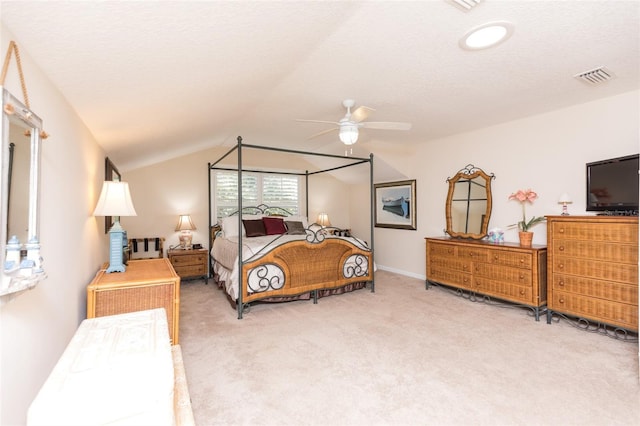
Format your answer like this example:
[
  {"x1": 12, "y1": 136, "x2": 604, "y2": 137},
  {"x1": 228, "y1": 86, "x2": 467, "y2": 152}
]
[{"x1": 211, "y1": 234, "x2": 371, "y2": 300}]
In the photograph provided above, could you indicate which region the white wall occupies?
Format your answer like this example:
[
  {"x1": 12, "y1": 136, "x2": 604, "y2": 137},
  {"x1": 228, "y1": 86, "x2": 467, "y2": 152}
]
[
  {"x1": 0, "y1": 27, "x2": 107, "y2": 424},
  {"x1": 372, "y1": 90, "x2": 639, "y2": 279}
]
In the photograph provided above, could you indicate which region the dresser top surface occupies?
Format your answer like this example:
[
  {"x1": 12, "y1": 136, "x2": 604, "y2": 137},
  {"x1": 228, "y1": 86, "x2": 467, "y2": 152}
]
[
  {"x1": 425, "y1": 236, "x2": 547, "y2": 250},
  {"x1": 90, "y1": 258, "x2": 178, "y2": 287},
  {"x1": 168, "y1": 248, "x2": 208, "y2": 255},
  {"x1": 546, "y1": 215, "x2": 638, "y2": 224}
]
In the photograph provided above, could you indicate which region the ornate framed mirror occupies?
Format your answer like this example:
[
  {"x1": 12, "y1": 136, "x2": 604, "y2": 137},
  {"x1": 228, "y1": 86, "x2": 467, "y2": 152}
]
[
  {"x1": 1, "y1": 87, "x2": 46, "y2": 298},
  {"x1": 445, "y1": 164, "x2": 495, "y2": 239}
]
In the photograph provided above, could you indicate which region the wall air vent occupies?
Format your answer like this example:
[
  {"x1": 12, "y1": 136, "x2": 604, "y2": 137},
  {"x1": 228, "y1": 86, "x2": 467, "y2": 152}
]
[
  {"x1": 574, "y1": 67, "x2": 615, "y2": 85},
  {"x1": 448, "y1": 0, "x2": 482, "y2": 11}
]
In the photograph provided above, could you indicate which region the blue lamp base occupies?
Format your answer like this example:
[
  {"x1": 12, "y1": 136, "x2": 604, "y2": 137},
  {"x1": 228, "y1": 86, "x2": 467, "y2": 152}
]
[{"x1": 106, "y1": 220, "x2": 127, "y2": 273}]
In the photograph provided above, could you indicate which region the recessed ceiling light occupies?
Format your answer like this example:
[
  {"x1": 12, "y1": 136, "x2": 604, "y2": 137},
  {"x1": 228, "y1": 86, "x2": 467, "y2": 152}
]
[{"x1": 459, "y1": 21, "x2": 514, "y2": 51}]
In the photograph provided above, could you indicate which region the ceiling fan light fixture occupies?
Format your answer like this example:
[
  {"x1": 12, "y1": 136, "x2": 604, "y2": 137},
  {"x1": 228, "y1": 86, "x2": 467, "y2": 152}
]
[
  {"x1": 459, "y1": 21, "x2": 514, "y2": 51},
  {"x1": 339, "y1": 124, "x2": 358, "y2": 145}
]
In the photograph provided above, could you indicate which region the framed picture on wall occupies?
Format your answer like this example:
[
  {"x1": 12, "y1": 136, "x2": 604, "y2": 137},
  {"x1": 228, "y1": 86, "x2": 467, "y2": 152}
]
[
  {"x1": 374, "y1": 179, "x2": 417, "y2": 230},
  {"x1": 104, "y1": 157, "x2": 121, "y2": 234}
]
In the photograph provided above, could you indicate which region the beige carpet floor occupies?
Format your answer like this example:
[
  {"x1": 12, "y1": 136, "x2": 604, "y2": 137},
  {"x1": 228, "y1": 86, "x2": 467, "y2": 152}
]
[{"x1": 179, "y1": 270, "x2": 639, "y2": 426}]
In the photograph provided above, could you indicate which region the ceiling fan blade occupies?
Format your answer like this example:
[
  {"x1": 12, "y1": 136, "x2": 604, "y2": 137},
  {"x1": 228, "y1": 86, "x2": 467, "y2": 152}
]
[
  {"x1": 307, "y1": 127, "x2": 338, "y2": 140},
  {"x1": 360, "y1": 121, "x2": 412, "y2": 130},
  {"x1": 351, "y1": 106, "x2": 375, "y2": 123},
  {"x1": 296, "y1": 119, "x2": 341, "y2": 126}
]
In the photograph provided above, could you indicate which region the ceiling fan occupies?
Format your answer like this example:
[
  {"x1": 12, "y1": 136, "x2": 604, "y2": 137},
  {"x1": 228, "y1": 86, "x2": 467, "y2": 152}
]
[{"x1": 297, "y1": 99, "x2": 412, "y2": 145}]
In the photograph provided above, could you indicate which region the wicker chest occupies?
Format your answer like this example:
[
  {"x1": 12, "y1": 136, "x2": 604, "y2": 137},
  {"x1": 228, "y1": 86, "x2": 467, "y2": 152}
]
[
  {"x1": 425, "y1": 237, "x2": 547, "y2": 318},
  {"x1": 546, "y1": 215, "x2": 639, "y2": 331},
  {"x1": 86, "y1": 258, "x2": 181, "y2": 343}
]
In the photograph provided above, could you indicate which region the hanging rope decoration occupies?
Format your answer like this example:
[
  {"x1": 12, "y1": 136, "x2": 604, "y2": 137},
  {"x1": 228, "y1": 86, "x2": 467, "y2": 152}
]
[{"x1": 0, "y1": 40, "x2": 49, "y2": 139}]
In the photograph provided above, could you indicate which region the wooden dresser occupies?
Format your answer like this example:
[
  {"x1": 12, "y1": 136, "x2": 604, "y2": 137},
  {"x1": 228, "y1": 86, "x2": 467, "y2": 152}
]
[
  {"x1": 87, "y1": 258, "x2": 181, "y2": 343},
  {"x1": 168, "y1": 248, "x2": 209, "y2": 283},
  {"x1": 546, "y1": 215, "x2": 638, "y2": 331},
  {"x1": 425, "y1": 237, "x2": 547, "y2": 319}
]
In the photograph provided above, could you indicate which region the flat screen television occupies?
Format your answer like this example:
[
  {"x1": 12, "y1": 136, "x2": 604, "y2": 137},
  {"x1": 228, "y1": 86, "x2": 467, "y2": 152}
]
[{"x1": 586, "y1": 154, "x2": 639, "y2": 214}]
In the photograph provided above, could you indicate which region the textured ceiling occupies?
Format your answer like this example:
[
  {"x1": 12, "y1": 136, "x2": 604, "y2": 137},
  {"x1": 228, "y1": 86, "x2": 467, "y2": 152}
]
[{"x1": 1, "y1": 0, "x2": 639, "y2": 171}]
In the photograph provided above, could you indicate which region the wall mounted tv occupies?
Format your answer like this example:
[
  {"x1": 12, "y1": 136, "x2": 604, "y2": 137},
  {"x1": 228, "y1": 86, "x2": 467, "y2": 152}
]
[{"x1": 586, "y1": 154, "x2": 639, "y2": 214}]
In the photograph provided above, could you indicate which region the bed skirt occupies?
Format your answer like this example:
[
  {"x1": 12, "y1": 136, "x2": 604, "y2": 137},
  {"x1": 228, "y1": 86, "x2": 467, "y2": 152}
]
[{"x1": 212, "y1": 273, "x2": 368, "y2": 309}]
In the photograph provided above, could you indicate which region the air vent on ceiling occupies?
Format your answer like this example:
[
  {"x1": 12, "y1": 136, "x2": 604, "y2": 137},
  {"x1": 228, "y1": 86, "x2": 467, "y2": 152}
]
[
  {"x1": 448, "y1": 0, "x2": 482, "y2": 11},
  {"x1": 574, "y1": 67, "x2": 615, "y2": 85}
]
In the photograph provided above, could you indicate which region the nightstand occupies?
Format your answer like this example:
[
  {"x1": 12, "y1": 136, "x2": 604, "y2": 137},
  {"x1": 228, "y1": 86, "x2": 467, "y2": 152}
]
[{"x1": 168, "y1": 248, "x2": 208, "y2": 284}]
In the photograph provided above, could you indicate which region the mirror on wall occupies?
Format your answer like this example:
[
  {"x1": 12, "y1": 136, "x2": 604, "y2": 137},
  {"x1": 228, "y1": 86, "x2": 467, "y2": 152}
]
[
  {"x1": 1, "y1": 86, "x2": 46, "y2": 298},
  {"x1": 104, "y1": 157, "x2": 121, "y2": 234},
  {"x1": 445, "y1": 164, "x2": 495, "y2": 239}
]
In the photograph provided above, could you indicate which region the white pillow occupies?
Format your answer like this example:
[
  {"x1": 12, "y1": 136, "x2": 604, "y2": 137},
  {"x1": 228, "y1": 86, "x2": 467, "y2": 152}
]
[{"x1": 220, "y1": 215, "x2": 262, "y2": 238}]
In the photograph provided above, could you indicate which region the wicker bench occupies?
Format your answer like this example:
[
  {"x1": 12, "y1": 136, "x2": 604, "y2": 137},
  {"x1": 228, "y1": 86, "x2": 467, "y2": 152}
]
[{"x1": 27, "y1": 309, "x2": 194, "y2": 425}]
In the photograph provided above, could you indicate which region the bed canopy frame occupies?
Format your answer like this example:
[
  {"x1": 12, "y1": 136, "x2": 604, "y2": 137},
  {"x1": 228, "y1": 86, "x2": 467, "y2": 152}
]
[{"x1": 208, "y1": 136, "x2": 375, "y2": 318}]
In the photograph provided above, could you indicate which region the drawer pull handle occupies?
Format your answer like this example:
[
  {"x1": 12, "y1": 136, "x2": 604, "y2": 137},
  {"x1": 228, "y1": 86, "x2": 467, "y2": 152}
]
[
  {"x1": 559, "y1": 228, "x2": 565, "y2": 234},
  {"x1": 519, "y1": 289, "x2": 525, "y2": 295},
  {"x1": 519, "y1": 258, "x2": 524, "y2": 263},
  {"x1": 558, "y1": 280, "x2": 564, "y2": 287},
  {"x1": 558, "y1": 263, "x2": 564, "y2": 269},
  {"x1": 494, "y1": 255, "x2": 499, "y2": 260},
  {"x1": 519, "y1": 274, "x2": 524, "y2": 280},
  {"x1": 559, "y1": 298, "x2": 565, "y2": 304},
  {"x1": 559, "y1": 246, "x2": 564, "y2": 252}
]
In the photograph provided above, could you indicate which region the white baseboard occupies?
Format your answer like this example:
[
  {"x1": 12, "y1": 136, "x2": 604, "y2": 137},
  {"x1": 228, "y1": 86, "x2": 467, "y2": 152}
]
[{"x1": 375, "y1": 264, "x2": 426, "y2": 281}]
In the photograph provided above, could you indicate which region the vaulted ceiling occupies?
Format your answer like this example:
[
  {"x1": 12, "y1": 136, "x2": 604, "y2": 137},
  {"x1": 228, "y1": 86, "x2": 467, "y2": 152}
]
[{"x1": 1, "y1": 1, "x2": 638, "y2": 171}]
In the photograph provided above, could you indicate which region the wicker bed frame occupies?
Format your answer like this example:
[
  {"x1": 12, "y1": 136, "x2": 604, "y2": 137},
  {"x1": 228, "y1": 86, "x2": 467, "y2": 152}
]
[
  {"x1": 210, "y1": 222, "x2": 372, "y2": 305},
  {"x1": 208, "y1": 137, "x2": 375, "y2": 319}
]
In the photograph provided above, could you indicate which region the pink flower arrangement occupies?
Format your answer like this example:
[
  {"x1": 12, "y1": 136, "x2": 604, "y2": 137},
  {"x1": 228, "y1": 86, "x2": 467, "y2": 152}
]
[{"x1": 509, "y1": 189, "x2": 545, "y2": 232}]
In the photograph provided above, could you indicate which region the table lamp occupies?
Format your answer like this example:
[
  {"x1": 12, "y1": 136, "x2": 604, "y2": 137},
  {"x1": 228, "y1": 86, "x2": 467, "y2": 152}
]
[
  {"x1": 175, "y1": 214, "x2": 196, "y2": 249},
  {"x1": 317, "y1": 213, "x2": 331, "y2": 228},
  {"x1": 93, "y1": 181, "x2": 137, "y2": 273},
  {"x1": 558, "y1": 193, "x2": 572, "y2": 215}
]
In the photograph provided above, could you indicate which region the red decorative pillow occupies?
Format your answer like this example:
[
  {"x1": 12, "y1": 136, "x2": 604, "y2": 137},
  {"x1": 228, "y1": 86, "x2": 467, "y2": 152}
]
[
  {"x1": 242, "y1": 219, "x2": 266, "y2": 237},
  {"x1": 263, "y1": 217, "x2": 287, "y2": 235}
]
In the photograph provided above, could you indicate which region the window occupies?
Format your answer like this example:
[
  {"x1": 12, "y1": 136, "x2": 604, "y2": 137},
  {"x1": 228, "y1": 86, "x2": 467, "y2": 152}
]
[{"x1": 214, "y1": 171, "x2": 300, "y2": 218}]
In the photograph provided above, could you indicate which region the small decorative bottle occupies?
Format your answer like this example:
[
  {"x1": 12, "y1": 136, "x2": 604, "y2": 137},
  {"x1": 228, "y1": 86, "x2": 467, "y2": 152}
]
[
  {"x1": 26, "y1": 237, "x2": 43, "y2": 273},
  {"x1": 4, "y1": 236, "x2": 21, "y2": 272}
]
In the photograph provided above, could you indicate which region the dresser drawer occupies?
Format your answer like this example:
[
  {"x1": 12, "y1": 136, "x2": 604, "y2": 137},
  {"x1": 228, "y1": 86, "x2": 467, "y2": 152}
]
[
  {"x1": 427, "y1": 265, "x2": 472, "y2": 289},
  {"x1": 552, "y1": 221, "x2": 638, "y2": 243},
  {"x1": 551, "y1": 274, "x2": 638, "y2": 305},
  {"x1": 173, "y1": 264, "x2": 206, "y2": 277},
  {"x1": 487, "y1": 250, "x2": 532, "y2": 269},
  {"x1": 550, "y1": 290, "x2": 638, "y2": 331},
  {"x1": 170, "y1": 253, "x2": 206, "y2": 267},
  {"x1": 474, "y1": 263, "x2": 532, "y2": 285},
  {"x1": 553, "y1": 240, "x2": 637, "y2": 264},
  {"x1": 552, "y1": 256, "x2": 638, "y2": 285},
  {"x1": 473, "y1": 278, "x2": 534, "y2": 304},
  {"x1": 457, "y1": 247, "x2": 489, "y2": 262},
  {"x1": 429, "y1": 256, "x2": 471, "y2": 273},
  {"x1": 427, "y1": 241, "x2": 457, "y2": 257}
]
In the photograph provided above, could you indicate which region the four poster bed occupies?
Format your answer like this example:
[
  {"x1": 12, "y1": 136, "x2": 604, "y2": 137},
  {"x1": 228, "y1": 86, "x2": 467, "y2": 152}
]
[{"x1": 208, "y1": 137, "x2": 375, "y2": 319}]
